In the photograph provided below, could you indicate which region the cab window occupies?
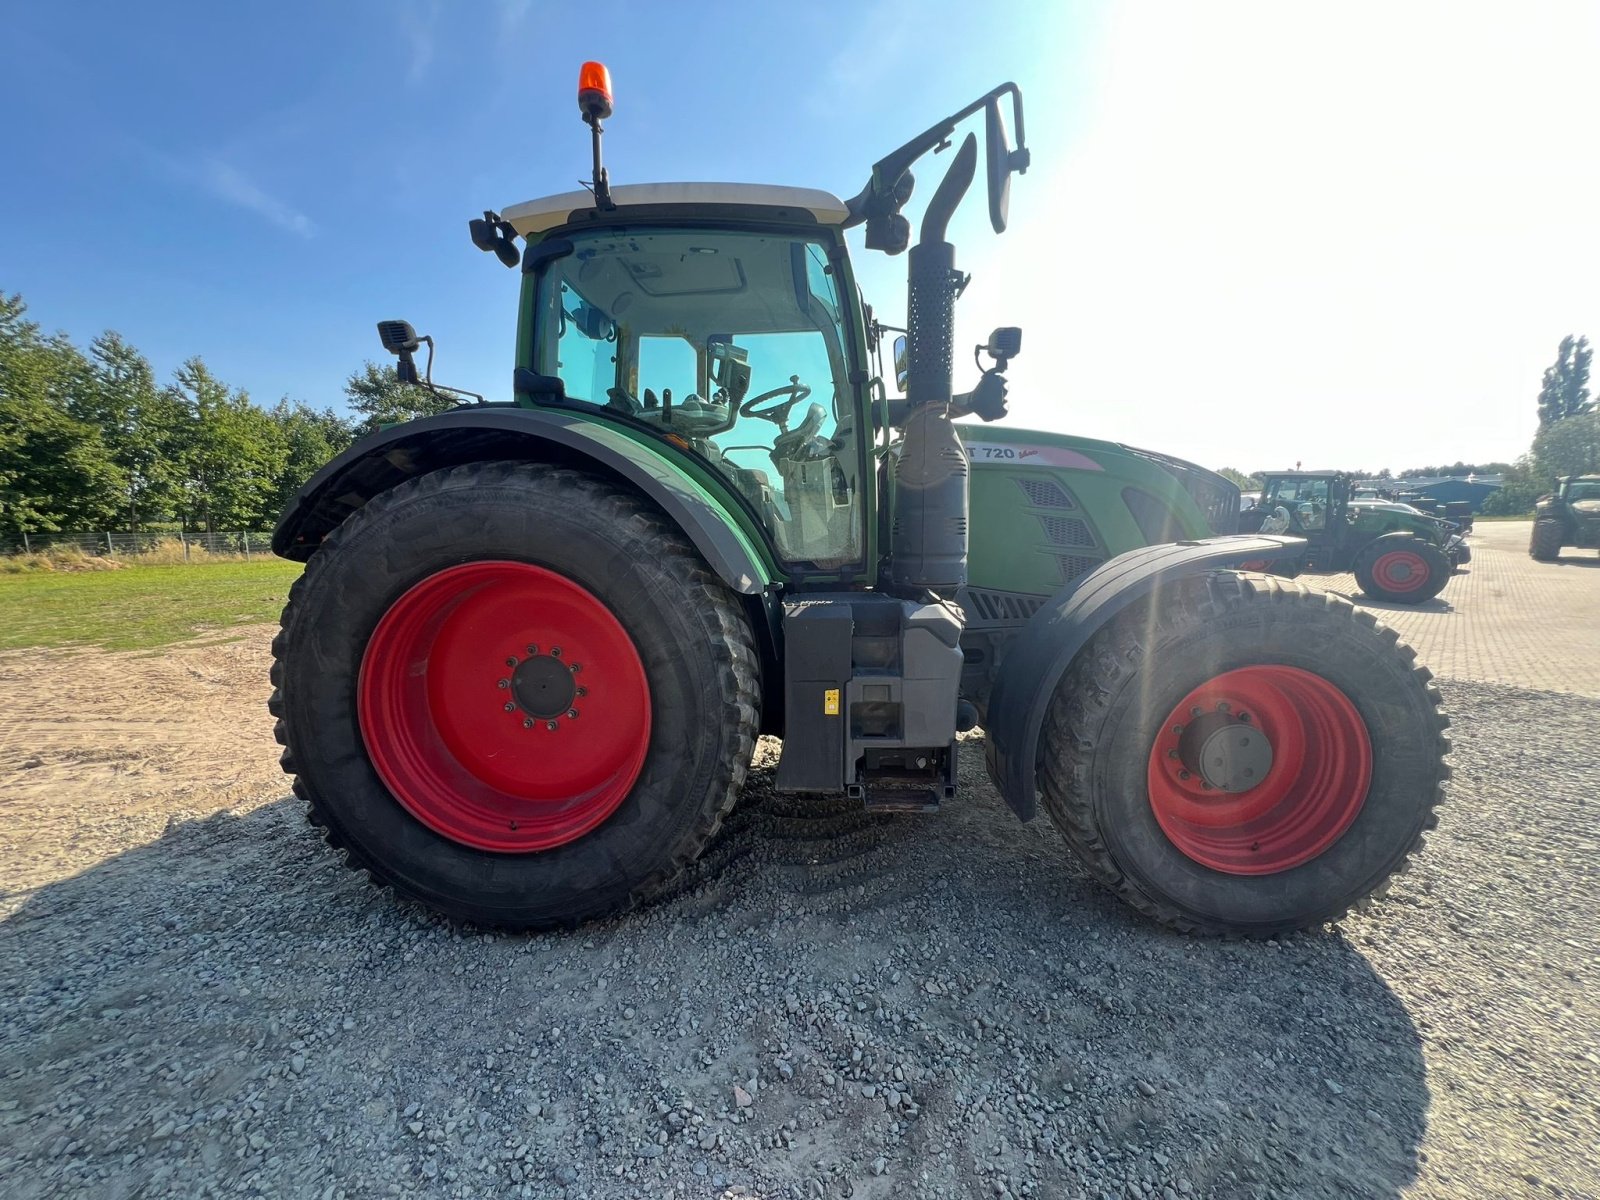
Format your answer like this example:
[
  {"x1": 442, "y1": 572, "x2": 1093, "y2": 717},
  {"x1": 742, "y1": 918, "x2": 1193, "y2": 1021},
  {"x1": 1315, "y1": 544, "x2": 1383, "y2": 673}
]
[{"x1": 532, "y1": 229, "x2": 862, "y2": 570}]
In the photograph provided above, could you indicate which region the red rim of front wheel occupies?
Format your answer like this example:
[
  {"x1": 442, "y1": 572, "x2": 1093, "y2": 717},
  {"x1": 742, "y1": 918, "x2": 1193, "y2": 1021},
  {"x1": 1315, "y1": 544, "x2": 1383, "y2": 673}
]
[
  {"x1": 357, "y1": 561, "x2": 651, "y2": 852},
  {"x1": 1370, "y1": 549, "x2": 1430, "y2": 593},
  {"x1": 1146, "y1": 666, "x2": 1372, "y2": 875}
]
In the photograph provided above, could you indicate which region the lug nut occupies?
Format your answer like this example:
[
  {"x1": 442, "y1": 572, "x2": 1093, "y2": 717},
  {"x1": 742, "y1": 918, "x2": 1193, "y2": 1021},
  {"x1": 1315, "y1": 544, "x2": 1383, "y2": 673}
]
[
  {"x1": 522, "y1": 717, "x2": 533, "y2": 729},
  {"x1": 569, "y1": 662, "x2": 581, "y2": 674},
  {"x1": 1178, "y1": 770, "x2": 1191, "y2": 781},
  {"x1": 1239, "y1": 712, "x2": 1252, "y2": 723},
  {"x1": 1216, "y1": 702, "x2": 1231, "y2": 714},
  {"x1": 1166, "y1": 749, "x2": 1179, "y2": 760},
  {"x1": 1172, "y1": 724, "x2": 1184, "y2": 736},
  {"x1": 497, "y1": 678, "x2": 510, "y2": 689},
  {"x1": 575, "y1": 686, "x2": 588, "y2": 698},
  {"x1": 546, "y1": 720, "x2": 559, "y2": 731},
  {"x1": 1190, "y1": 706, "x2": 1203, "y2": 718},
  {"x1": 551, "y1": 646, "x2": 562, "y2": 657},
  {"x1": 503, "y1": 702, "x2": 515, "y2": 713},
  {"x1": 567, "y1": 708, "x2": 580, "y2": 719},
  {"x1": 505, "y1": 657, "x2": 517, "y2": 668},
  {"x1": 526, "y1": 644, "x2": 538, "y2": 656}
]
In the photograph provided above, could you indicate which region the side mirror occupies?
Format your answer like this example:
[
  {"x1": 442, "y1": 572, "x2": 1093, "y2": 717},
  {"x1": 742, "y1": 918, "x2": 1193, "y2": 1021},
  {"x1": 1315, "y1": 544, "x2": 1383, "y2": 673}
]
[
  {"x1": 983, "y1": 91, "x2": 1030, "y2": 234},
  {"x1": 893, "y1": 335, "x2": 909, "y2": 392}
]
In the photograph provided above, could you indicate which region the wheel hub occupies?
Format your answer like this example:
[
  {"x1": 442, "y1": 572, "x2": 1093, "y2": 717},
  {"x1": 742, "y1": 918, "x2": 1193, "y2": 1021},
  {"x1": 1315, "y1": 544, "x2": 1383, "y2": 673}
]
[
  {"x1": 1193, "y1": 723, "x2": 1274, "y2": 793},
  {"x1": 1146, "y1": 665, "x2": 1372, "y2": 875},
  {"x1": 510, "y1": 653, "x2": 577, "y2": 719}
]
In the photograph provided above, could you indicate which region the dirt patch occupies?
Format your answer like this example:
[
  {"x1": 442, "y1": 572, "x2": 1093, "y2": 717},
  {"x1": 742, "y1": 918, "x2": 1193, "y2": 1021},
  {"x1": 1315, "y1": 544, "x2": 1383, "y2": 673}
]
[{"x1": 0, "y1": 626, "x2": 285, "y2": 905}]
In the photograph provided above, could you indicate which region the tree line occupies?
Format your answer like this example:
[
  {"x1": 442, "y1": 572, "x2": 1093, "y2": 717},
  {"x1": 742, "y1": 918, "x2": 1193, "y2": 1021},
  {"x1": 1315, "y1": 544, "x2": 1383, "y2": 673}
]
[
  {"x1": 0, "y1": 290, "x2": 454, "y2": 542},
  {"x1": 1482, "y1": 335, "x2": 1600, "y2": 514}
]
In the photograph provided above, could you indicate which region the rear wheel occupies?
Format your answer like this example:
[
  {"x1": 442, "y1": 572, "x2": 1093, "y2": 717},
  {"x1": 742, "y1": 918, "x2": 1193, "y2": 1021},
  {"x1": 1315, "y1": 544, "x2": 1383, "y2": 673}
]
[
  {"x1": 270, "y1": 462, "x2": 760, "y2": 929},
  {"x1": 1039, "y1": 572, "x2": 1448, "y2": 936},
  {"x1": 1530, "y1": 518, "x2": 1564, "y2": 561},
  {"x1": 1353, "y1": 535, "x2": 1450, "y2": 603}
]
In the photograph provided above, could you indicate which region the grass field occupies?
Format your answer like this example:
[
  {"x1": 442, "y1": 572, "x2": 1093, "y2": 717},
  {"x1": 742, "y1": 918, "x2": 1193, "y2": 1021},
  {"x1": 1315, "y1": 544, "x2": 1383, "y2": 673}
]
[{"x1": 0, "y1": 560, "x2": 303, "y2": 651}]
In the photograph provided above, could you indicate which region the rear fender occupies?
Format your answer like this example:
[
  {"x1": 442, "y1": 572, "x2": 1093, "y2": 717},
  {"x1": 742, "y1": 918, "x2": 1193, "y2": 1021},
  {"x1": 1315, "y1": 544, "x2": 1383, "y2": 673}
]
[
  {"x1": 272, "y1": 406, "x2": 774, "y2": 596},
  {"x1": 983, "y1": 535, "x2": 1304, "y2": 821}
]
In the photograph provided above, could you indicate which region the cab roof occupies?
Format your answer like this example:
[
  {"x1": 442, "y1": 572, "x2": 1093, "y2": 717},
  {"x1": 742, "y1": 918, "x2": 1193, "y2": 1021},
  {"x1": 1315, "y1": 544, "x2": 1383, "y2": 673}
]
[{"x1": 501, "y1": 183, "x2": 850, "y2": 237}]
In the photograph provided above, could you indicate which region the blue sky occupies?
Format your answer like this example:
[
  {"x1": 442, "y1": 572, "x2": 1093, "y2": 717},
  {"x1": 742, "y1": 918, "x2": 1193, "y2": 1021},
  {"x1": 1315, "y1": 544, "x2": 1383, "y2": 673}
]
[
  {"x1": 7, "y1": 2, "x2": 1600, "y2": 472},
  {"x1": 3, "y1": 0, "x2": 1091, "y2": 412}
]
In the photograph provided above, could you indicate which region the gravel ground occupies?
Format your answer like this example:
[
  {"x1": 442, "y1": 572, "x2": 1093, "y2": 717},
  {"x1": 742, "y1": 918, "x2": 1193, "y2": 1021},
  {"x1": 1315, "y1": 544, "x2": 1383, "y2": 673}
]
[{"x1": 2, "y1": 655, "x2": 1597, "y2": 1198}]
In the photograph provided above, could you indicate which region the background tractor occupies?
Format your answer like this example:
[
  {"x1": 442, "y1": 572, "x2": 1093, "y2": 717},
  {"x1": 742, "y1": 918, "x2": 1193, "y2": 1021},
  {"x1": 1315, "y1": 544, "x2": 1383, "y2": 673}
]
[
  {"x1": 271, "y1": 66, "x2": 1449, "y2": 938},
  {"x1": 1239, "y1": 470, "x2": 1463, "y2": 603},
  {"x1": 1530, "y1": 475, "x2": 1600, "y2": 560}
]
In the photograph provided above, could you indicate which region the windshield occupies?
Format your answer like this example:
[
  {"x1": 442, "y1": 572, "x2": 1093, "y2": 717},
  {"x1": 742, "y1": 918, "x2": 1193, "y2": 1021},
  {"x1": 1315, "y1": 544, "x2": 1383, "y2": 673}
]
[
  {"x1": 534, "y1": 229, "x2": 861, "y2": 569},
  {"x1": 1567, "y1": 481, "x2": 1600, "y2": 501}
]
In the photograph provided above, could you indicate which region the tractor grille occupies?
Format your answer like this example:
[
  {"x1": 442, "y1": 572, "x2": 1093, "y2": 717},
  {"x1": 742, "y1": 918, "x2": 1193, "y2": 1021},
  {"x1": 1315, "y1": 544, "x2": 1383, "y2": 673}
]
[
  {"x1": 962, "y1": 587, "x2": 1046, "y2": 626},
  {"x1": 1017, "y1": 478, "x2": 1076, "y2": 509},
  {"x1": 1039, "y1": 515, "x2": 1096, "y2": 548},
  {"x1": 1122, "y1": 446, "x2": 1241, "y2": 535},
  {"x1": 1056, "y1": 554, "x2": 1102, "y2": 584}
]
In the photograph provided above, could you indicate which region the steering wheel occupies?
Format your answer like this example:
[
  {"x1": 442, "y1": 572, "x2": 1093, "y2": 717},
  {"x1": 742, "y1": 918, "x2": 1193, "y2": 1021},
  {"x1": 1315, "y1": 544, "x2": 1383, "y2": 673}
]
[{"x1": 739, "y1": 375, "x2": 811, "y2": 427}]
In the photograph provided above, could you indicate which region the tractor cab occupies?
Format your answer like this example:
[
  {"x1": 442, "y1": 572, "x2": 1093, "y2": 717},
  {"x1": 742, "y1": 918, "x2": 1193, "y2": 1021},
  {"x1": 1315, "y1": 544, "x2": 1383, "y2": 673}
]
[
  {"x1": 1245, "y1": 471, "x2": 1353, "y2": 548},
  {"x1": 500, "y1": 186, "x2": 869, "y2": 570}
]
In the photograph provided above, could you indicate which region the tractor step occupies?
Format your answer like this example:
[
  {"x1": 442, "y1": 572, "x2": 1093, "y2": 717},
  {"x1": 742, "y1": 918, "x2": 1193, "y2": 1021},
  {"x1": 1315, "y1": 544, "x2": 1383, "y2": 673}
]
[{"x1": 859, "y1": 787, "x2": 944, "y2": 814}]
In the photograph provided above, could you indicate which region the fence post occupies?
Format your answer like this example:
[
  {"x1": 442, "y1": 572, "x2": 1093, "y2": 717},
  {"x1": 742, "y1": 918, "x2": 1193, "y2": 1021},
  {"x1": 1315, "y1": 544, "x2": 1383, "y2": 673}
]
[
  {"x1": 106, "y1": 531, "x2": 115, "y2": 557},
  {"x1": 181, "y1": 532, "x2": 189, "y2": 562},
  {"x1": 241, "y1": 532, "x2": 251, "y2": 561},
  {"x1": 21, "y1": 531, "x2": 29, "y2": 554}
]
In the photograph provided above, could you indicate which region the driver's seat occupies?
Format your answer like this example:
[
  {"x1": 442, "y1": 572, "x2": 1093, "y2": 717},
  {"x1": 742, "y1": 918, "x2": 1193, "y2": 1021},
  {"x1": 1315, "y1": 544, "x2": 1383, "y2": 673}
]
[{"x1": 771, "y1": 403, "x2": 827, "y2": 465}]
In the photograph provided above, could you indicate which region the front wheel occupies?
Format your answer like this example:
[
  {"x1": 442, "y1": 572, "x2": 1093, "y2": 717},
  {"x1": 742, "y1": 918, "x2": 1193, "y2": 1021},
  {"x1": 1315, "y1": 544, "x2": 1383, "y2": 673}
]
[
  {"x1": 1039, "y1": 572, "x2": 1448, "y2": 936},
  {"x1": 270, "y1": 463, "x2": 760, "y2": 929},
  {"x1": 1353, "y1": 534, "x2": 1450, "y2": 603},
  {"x1": 1529, "y1": 518, "x2": 1563, "y2": 561}
]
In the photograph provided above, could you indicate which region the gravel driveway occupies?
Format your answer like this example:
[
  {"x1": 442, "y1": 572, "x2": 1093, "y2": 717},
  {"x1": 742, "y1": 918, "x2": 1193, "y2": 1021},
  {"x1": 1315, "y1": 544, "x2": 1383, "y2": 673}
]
[{"x1": 2, "y1": 539, "x2": 1597, "y2": 1199}]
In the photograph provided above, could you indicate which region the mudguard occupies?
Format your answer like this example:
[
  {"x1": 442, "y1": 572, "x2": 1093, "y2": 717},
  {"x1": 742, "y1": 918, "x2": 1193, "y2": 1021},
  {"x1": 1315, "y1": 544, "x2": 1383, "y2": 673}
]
[
  {"x1": 983, "y1": 535, "x2": 1304, "y2": 821},
  {"x1": 272, "y1": 405, "x2": 772, "y2": 595}
]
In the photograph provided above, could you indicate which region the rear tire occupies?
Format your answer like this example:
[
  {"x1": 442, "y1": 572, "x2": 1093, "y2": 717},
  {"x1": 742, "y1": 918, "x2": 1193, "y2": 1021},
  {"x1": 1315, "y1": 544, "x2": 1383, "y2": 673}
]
[
  {"x1": 269, "y1": 462, "x2": 760, "y2": 929},
  {"x1": 1530, "y1": 518, "x2": 1564, "y2": 562},
  {"x1": 1038, "y1": 572, "x2": 1448, "y2": 936},
  {"x1": 1353, "y1": 535, "x2": 1450, "y2": 603}
]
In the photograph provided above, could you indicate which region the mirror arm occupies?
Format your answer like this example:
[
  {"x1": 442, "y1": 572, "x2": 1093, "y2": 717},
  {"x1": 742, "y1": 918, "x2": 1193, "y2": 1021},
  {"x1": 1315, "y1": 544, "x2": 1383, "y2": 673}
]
[{"x1": 842, "y1": 82, "x2": 1027, "y2": 227}]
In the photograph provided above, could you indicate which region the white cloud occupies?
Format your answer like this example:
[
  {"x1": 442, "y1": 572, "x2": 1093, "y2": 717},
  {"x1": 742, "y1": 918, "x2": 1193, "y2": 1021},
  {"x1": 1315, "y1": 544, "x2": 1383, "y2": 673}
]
[
  {"x1": 949, "y1": 1, "x2": 1600, "y2": 472},
  {"x1": 399, "y1": 0, "x2": 440, "y2": 86},
  {"x1": 195, "y1": 159, "x2": 316, "y2": 238}
]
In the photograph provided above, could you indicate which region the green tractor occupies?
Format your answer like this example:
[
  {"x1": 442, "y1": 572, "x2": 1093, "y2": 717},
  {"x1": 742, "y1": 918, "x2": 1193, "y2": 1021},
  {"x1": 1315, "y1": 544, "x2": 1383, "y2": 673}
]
[
  {"x1": 1530, "y1": 475, "x2": 1600, "y2": 560},
  {"x1": 271, "y1": 66, "x2": 1449, "y2": 937},
  {"x1": 1239, "y1": 470, "x2": 1462, "y2": 603}
]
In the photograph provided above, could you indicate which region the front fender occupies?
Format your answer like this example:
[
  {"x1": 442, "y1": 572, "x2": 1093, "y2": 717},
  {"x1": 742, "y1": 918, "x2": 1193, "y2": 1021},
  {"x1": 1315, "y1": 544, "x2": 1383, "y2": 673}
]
[
  {"x1": 272, "y1": 405, "x2": 774, "y2": 595},
  {"x1": 983, "y1": 535, "x2": 1304, "y2": 821}
]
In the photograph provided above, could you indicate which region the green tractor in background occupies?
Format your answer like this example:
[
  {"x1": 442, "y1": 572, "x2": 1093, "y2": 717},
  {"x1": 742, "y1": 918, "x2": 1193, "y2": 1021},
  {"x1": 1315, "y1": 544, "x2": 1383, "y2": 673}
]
[
  {"x1": 271, "y1": 66, "x2": 1449, "y2": 937},
  {"x1": 1530, "y1": 475, "x2": 1600, "y2": 560},
  {"x1": 1240, "y1": 470, "x2": 1462, "y2": 603}
]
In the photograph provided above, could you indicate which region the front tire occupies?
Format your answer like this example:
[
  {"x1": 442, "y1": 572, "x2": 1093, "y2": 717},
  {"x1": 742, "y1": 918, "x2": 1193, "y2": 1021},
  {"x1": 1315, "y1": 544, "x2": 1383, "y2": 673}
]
[
  {"x1": 1039, "y1": 572, "x2": 1448, "y2": 936},
  {"x1": 1530, "y1": 518, "x2": 1564, "y2": 562},
  {"x1": 1353, "y1": 534, "x2": 1450, "y2": 603},
  {"x1": 270, "y1": 463, "x2": 760, "y2": 929}
]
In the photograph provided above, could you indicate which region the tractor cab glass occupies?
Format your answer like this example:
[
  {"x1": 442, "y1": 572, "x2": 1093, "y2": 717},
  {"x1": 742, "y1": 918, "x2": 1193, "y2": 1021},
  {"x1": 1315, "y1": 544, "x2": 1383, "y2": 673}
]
[
  {"x1": 534, "y1": 228, "x2": 861, "y2": 569},
  {"x1": 1262, "y1": 476, "x2": 1331, "y2": 533}
]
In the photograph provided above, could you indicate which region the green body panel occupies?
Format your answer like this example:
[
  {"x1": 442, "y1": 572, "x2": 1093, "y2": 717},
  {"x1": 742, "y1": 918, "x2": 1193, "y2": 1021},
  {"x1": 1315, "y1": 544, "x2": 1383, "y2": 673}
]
[
  {"x1": 543, "y1": 410, "x2": 780, "y2": 584},
  {"x1": 1347, "y1": 505, "x2": 1445, "y2": 545},
  {"x1": 961, "y1": 426, "x2": 1220, "y2": 598}
]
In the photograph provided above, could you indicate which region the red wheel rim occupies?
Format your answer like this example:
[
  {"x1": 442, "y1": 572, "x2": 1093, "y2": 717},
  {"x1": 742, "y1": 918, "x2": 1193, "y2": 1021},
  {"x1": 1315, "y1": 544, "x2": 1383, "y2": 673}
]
[
  {"x1": 358, "y1": 562, "x2": 651, "y2": 852},
  {"x1": 1371, "y1": 549, "x2": 1429, "y2": 593},
  {"x1": 1146, "y1": 666, "x2": 1371, "y2": 875}
]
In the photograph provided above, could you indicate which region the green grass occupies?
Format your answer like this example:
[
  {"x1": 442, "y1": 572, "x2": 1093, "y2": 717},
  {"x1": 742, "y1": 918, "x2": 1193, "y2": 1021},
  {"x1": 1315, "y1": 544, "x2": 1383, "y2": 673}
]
[{"x1": 0, "y1": 559, "x2": 303, "y2": 651}]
